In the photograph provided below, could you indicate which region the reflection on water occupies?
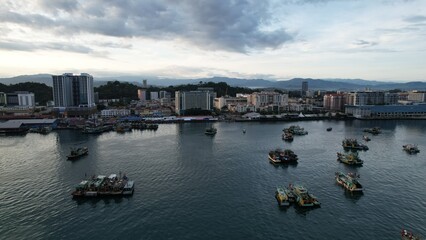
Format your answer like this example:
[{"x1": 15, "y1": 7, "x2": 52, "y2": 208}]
[{"x1": 0, "y1": 120, "x2": 425, "y2": 239}]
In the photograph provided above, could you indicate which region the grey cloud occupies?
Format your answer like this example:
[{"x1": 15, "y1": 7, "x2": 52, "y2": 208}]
[
  {"x1": 38, "y1": 0, "x2": 79, "y2": 13},
  {"x1": 0, "y1": 0, "x2": 293, "y2": 53},
  {"x1": 0, "y1": 40, "x2": 95, "y2": 54},
  {"x1": 404, "y1": 15, "x2": 426, "y2": 23},
  {"x1": 353, "y1": 40, "x2": 378, "y2": 47}
]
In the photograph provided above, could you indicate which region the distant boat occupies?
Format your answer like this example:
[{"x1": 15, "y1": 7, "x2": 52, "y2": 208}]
[
  {"x1": 282, "y1": 132, "x2": 294, "y2": 142},
  {"x1": 363, "y1": 135, "x2": 371, "y2": 141},
  {"x1": 363, "y1": 127, "x2": 381, "y2": 135},
  {"x1": 403, "y1": 144, "x2": 420, "y2": 154},
  {"x1": 243, "y1": 129, "x2": 246, "y2": 134},
  {"x1": 205, "y1": 127, "x2": 217, "y2": 135},
  {"x1": 326, "y1": 127, "x2": 332, "y2": 131},
  {"x1": 67, "y1": 146, "x2": 88, "y2": 160},
  {"x1": 342, "y1": 138, "x2": 369, "y2": 151}
]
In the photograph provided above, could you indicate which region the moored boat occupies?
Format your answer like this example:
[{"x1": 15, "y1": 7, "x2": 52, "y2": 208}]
[
  {"x1": 268, "y1": 149, "x2": 298, "y2": 164},
  {"x1": 71, "y1": 173, "x2": 134, "y2": 198},
  {"x1": 363, "y1": 135, "x2": 371, "y2": 141},
  {"x1": 401, "y1": 229, "x2": 422, "y2": 240},
  {"x1": 282, "y1": 132, "x2": 294, "y2": 142},
  {"x1": 275, "y1": 186, "x2": 290, "y2": 207},
  {"x1": 290, "y1": 184, "x2": 320, "y2": 207},
  {"x1": 205, "y1": 127, "x2": 217, "y2": 135},
  {"x1": 403, "y1": 144, "x2": 420, "y2": 154},
  {"x1": 337, "y1": 152, "x2": 364, "y2": 166},
  {"x1": 283, "y1": 125, "x2": 308, "y2": 135},
  {"x1": 342, "y1": 138, "x2": 369, "y2": 151},
  {"x1": 363, "y1": 127, "x2": 381, "y2": 135},
  {"x1": 335, "y1": 172, "x2": 363, "y2": 192},
  {"x1": 67, "y1": 146, "x2": 88, "y2": 160}
]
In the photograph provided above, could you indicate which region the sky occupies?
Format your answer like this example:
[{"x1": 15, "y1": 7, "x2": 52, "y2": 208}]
[{"x1": 0, "y1": 0, "x2": 425, "y2": 82}]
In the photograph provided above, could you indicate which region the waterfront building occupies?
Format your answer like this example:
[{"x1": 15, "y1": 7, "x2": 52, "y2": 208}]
[
  {"x1": 175, "y1": 88, "x2": 216, "y2": 115},
  {"x1": 289, "y1": 103, "x2": 313, "y2": 112},
  {"x1": 408, "y1": 91, "x2": 426, "y2": 102},
  {"x1": 248, "y1": 91, "x2": 288, "y2": 111},
  {"x1": 346, "y1": 91, "x2": 398, "y2": 106},
  {"x1": 324, "y1": 94, "x2": 346, "y2": 111},
  {"x1": 52, "y1": 73, "x2": 95, "y2": 107},
  {"x1": 101, "y1": 109, "x2": 131, "y2": 117},
  {"x1": 214, "y1": 96, "x2": 248, "y2": 109},
  {"x1": 3, "y1": 91, "x2": 35, "y2": 107},
  {"x1": 0, "y1": 92, "x2": 7, "y2": 106},
  {"x1": 345, "y1": 104, "x2": 426, "y2": 119}
]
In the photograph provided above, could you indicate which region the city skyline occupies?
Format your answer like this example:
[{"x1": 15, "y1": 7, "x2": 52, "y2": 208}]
[{"x1": 1, "y1": 0, "x2": 426, "y2": 81}]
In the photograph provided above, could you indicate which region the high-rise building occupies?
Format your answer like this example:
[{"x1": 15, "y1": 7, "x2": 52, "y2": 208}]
[
  {"x1": 138, "y1": 89, "x2": 147, "y2": 101},
  {"x1": 150, "y1": 92, "x2": 159, "y2": 100},
  {"x1": 52, "y1": 73, "x2": 95, "y2": 107},
  {"x1": 4, "y1": 91, "x2": 35, "y2": 107},
  {"x1": 302, "y1": 81, "x2": 308, "y2": 97},
  {"x1": 0, "y1": 92, "x2": 7, "y2": 106},
  {"x1": 175, "y1": 88, "x2": 216, "y2": 115}
]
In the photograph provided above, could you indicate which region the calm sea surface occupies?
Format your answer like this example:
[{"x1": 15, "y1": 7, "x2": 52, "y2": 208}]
[{"x1": 1, "y1": 120, "x2": 425, "y2": 239}]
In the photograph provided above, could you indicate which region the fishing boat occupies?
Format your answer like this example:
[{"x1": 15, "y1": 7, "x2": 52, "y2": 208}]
[
  {"x1": 282, "y1": 132, "x2": 294, "y2": 142},
  {"x1": 268, "y1": 149, "x2": 298, "y2": 164},
  {"x1": 401, "y1": 229, "x2": 422, "y2": 240},
  {"x1": 275, "y1": 186, "x2": 290, "y2": 207},
  {"x1": 363, "y1": 127, "x2": 381, "y2": 135},
  {"x1": 71, "y1": 173, "x2": 134, "y2": 198},
  {"x1": 342, "y1": 138, "x2": 369, "y2": 151},
  {"x1": 363, "y1": 135, "x2": 371, "y2": 141},
  {"x1": 326, "y1": 127, "x2": 332, "y2": 131},
  {"x1": 205, "y1": 127, "x2": 217, "y2": 135},
  {"x1": 283, "y1": 125, "x2": 308, "y2": 135},
  {"x1": 335, "y1": 172, "x2": 363, "y2": 192},
  {"x1": 290, "y1": 184, "x2": 320, "y2": 207},
  {"x1": 67, "y1": 146, "x2": 88, "y2": 160},
  {"x1": 337, "y1": 152, "x2": 364, "y2": 166},
  {"x1": 403, "y1": 144, "x2": 420, "y2": 154}
]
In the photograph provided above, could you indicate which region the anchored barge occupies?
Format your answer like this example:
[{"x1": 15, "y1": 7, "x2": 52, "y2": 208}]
[{"x1": 71, "y1": 173, "x2": 134, "y2": 198}]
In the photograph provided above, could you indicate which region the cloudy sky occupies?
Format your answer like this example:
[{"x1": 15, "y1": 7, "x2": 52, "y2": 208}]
[{"x1": 0, "y1": 0, "x2": 425, "y2": 81}]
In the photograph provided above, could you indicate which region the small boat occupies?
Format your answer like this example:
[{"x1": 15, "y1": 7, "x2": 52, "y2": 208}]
[
  {"x1": 363, "y1": 135, "x2": 371, "y2": 141},
  {"x1": 337, "y1": 152, "x2": 364, "y2": 166},
  {"x1": 28, "y1": 126, "x2": 52, "y2": 134},
  {"x1": 326, "y1": 127, "x2": 332, "y2": 131},
  {"x1": 243, "y1": 129, "x2": 246, "y2": 134},
  {"x1": 290, "y1": 184, "x2": 320, "y2": 207},
  {"x1": 67, "y1": 146, "x2": 88, "y2": 160},
  {"x1": 363, "y1": 127, "x2": 381, "y2": 135},
  {"x1": 283, "y1": 125, "x2": 308, "y2": 135},
  {"x1": 268, "y1": 149, "x2": 298, "y2": 164},
  {"x1": 403, "y1": 144, "x2": 420, "y2": 154},
  {"x1": 275, "y1": 186, "x2": 290, "y2": 207},
  {"x1": 282, "y1": 132, "x2": 294, "y2": 142},
  {"x1": 205, "y1": 127, "x2": 217, "y2": 135},
  {"x1": 401, "y1": 229, "x2": 422, "y2": 240},
  {"x1": 335, "y1": 172, "x2": 363, "y2": 192},
  {"x1": 71, "y1": 173, "x2": 134, "y2": 198},
  {"x1": 342, "y1": 138, "x2": 369, "y2": 151}
]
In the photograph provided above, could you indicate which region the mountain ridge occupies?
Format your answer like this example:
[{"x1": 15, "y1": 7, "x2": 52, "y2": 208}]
[{"x1": 1, "y1": 74, "x2": 425, "y2": 91}]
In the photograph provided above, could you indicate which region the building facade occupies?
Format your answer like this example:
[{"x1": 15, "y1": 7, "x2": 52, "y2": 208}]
[
  {"x1": 248, "y1": 91, "x2": 288, "y2": 110},
  {"x1": 52, "y1": 73, "x2": 95, "y2": 107},
  {"x1": 407, "y1": 91, "x2": 426, "y2": 102},
  {"x1": 345, "y1": 104, "x2": 426, "y2": 119},
  {"x1": 323, "y1": 94, "x2": 346, "y2": 111},
  {"x1": 175, "y1": 88, "x2": 216, "y2": 115}
]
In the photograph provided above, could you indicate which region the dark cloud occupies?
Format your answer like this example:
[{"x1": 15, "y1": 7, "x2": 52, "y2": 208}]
[{"x1": 0, "y1": 0, "x2": 293, "y2": 53}]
